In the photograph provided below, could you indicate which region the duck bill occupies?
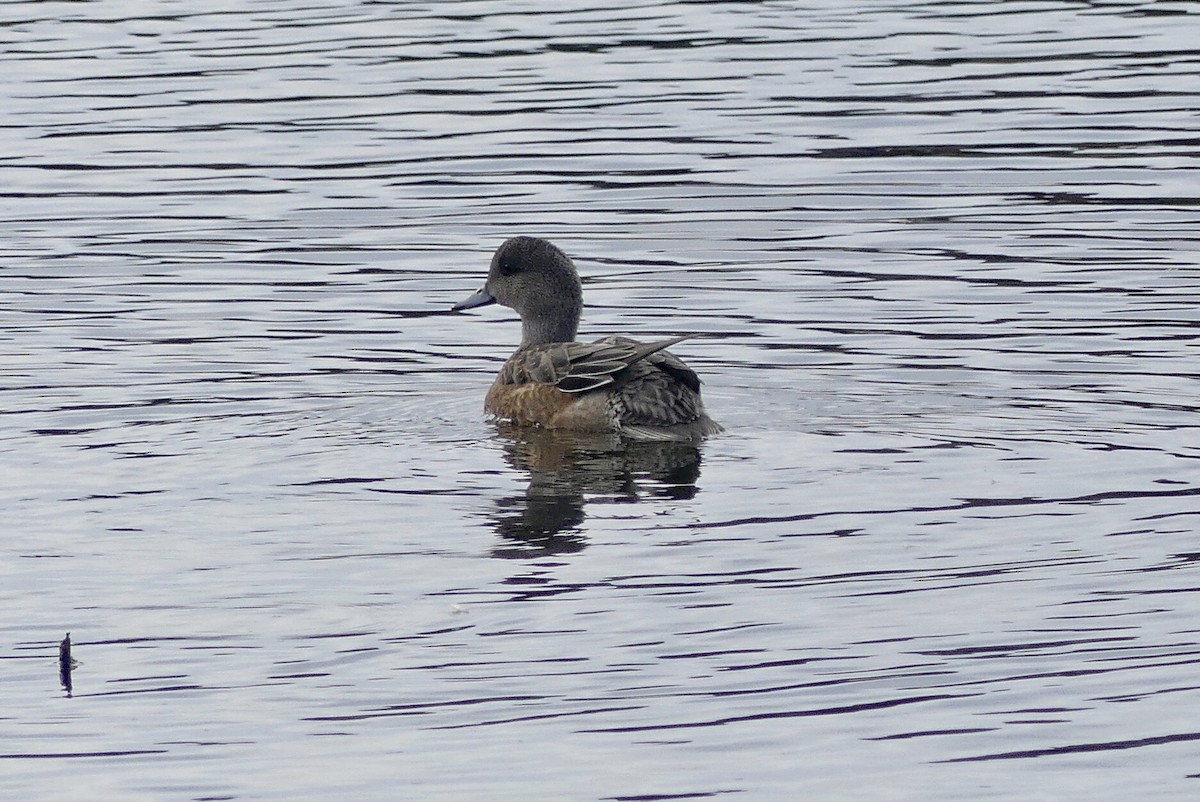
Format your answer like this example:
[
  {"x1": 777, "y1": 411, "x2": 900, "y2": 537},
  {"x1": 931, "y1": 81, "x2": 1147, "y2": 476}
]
[{"x1": 452, "y1": 285, "x2": 497, "y2": 312}]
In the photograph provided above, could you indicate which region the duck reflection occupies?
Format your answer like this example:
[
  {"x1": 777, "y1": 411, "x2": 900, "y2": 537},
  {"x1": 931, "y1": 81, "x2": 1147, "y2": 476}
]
[{"x1": 488, "y1": 425, "x2": 704, "y2": 558}]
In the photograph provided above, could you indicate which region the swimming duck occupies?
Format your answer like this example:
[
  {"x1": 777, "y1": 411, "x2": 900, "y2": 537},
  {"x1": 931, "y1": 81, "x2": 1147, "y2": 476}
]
[{"x1": 453, "y1": 236, "x2": 721, "y2": 440}]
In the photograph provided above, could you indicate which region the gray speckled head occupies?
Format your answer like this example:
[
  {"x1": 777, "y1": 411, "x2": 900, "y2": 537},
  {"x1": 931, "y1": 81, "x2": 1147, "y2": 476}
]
[{"x1": 481, "y1": 236, "x2": 584, "y2": 347}]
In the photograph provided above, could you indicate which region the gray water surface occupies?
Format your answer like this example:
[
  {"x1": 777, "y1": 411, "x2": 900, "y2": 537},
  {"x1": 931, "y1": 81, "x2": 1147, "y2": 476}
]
[{"x1": 4, "y1": 1, "x2": 1200, "y2": 800}]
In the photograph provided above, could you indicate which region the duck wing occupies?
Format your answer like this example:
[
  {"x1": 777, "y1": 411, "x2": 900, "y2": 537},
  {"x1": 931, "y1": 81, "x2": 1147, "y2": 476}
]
[
  {"x1": 608, "y1": 342, "x2": 713, "y2": 431},
  {"x1": 498, "y1": 335, "x2": 698, "y2": 395}
]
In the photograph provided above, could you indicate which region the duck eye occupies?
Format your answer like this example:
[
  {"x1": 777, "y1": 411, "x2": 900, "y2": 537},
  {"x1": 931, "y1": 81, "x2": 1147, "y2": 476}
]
[{"x1": 498, "y1": 258, "x2": 521, "y2": 277}]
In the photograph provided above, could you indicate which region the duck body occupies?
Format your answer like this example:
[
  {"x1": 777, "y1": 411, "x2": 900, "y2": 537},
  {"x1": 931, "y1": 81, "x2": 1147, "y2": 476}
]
[{"x1": 454, "y1": 237, "x2": 721, "y2": 441}]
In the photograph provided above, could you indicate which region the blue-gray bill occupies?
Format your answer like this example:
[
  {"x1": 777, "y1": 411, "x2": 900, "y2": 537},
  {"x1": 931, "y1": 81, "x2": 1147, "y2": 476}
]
[{"x1": 452, "y1": 286, "x2": 496, "y2": 312}]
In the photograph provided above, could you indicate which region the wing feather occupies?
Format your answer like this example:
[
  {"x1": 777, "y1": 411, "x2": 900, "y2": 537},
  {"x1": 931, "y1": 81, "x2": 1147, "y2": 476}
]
[{"x1": 498, "y1": 335, "x2": 698, "y2": 395}]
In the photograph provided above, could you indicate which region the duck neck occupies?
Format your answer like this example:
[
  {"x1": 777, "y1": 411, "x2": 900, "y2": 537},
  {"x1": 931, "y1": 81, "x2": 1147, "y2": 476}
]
[{"x1": 521, "y1": 313, "x2": 579, "y2": 347}]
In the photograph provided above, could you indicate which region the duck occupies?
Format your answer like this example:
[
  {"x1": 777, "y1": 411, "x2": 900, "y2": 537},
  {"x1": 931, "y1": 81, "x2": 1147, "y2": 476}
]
[{"x1": 452, "y1": 236, "x2": 721, "y2": 440}]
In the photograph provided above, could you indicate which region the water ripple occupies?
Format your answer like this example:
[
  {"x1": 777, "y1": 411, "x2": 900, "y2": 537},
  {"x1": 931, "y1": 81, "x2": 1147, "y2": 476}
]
[{"x1": 4, "y1": 0, "x2": 1200, "y2": 799}]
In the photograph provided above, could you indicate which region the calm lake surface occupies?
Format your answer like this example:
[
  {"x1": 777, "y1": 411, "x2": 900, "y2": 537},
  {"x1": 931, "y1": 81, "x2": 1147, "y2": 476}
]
[{"x1": 4, "y1": 1, "x2": 1200, "y2": 799}]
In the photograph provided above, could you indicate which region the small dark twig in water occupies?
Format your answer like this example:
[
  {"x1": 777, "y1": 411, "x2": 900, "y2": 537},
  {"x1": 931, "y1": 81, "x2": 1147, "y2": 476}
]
[{"x1": 59, "y1": 632, "x2": 75, "y2": 697}]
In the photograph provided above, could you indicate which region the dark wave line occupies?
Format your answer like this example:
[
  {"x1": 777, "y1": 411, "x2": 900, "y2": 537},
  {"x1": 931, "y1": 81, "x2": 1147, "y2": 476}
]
[
  {"x1": 680, "y1": 485, "x2": 1200, "y2": 532},
  {"x1": 579, "y1": 693, "x2": 968, "y2": 733},
  {"x1": 0, "y1": 749, "x2": 169, "y2": 759},
  {"x1": 428, "y1": 704, "x2": 643, "y2": 730},
  {"x1": 938, "y1": 730, "x2": 1200, "y2": 763}
]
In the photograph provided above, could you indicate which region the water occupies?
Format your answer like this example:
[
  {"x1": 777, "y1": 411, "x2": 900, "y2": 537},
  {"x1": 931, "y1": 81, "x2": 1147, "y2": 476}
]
[{"x1": 4, "y1": 1, "x2": 1200, "y2": 799}]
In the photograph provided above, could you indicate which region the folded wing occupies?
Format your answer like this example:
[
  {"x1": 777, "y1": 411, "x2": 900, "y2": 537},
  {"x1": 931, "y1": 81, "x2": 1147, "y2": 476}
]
[{"x1": 499, "y1": 335, "x2": 699, "y2": 395}]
